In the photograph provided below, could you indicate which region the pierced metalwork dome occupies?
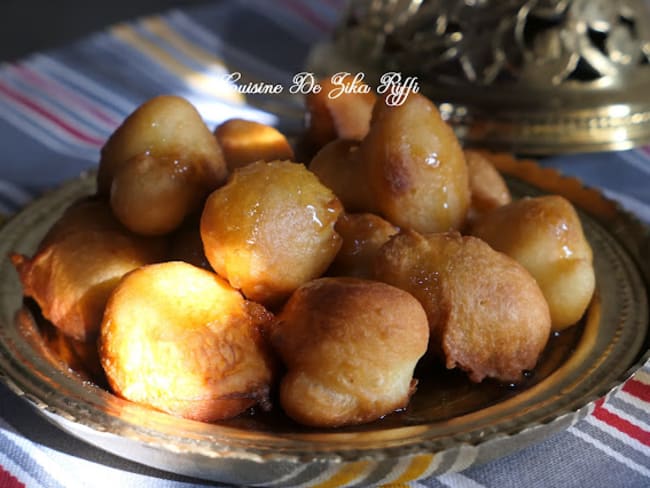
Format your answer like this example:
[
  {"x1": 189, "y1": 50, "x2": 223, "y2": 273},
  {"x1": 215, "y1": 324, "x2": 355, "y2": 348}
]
[{"x1": 308, "y1": 0, "x2": 650, "y2": 154}]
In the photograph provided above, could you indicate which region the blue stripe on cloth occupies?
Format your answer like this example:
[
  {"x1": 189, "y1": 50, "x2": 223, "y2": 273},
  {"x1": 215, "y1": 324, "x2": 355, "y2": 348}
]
[
  {"x1": 256, "y1": 0, "x2": 330, "y2": 39},
  {"x1": 460, "y1": 428, "x2": 649, "y2": 488},
  {"x1": 0, "y1": 70, "x2": 104, "y2": 157},
  {"x1": 181, "y1": 2, "x2": 317, "y2": 74},
  {"x1": 579, "y1": 417, "x2": 650, "y2": 467},
  {"x1": 608, "y1": 395, "x2": 650, "y2": 427},
  {"x1": 2, "y1": 64, "x2": 118, "y2": 137},
  {"x1": 541, "y1": 150, "x2": 650, "y2": 208},
  {"x1": 0, "y1": 187, "x2": 34, "y2": 215},
  {"x1": 0, "y1": 79, "x2": 108, "y2": 150},
  {"x1": 0, "y1": 179, "x2": 34, "y2": 207},
  {"x1": 85, "y1": 34, "x2": 193, "y2": 98},
  {"x1": 51, "y1": 37, "x2": 179, "y2": 106},
  {"x1": 0, "y1": 384, "x2": 227, "y2": 487},
  {"x1": 0, "y1": 452, "x2": 43, "y2": 488},
  {"x1": 0, "y1": 102, "x2": 97, "y2": 192},
  {"x1": 602, "y1": 188, "x2": 650, "y2": 223},
  {"x1": 21, "y1": 58, "x2": 127, "y2": 125},
  {"x1": 568, "y1": 427, "x2": 650, "y2": 482},
  {"x1": 162, "y1": 10, "x2": 306, "y2": 130},
  {"x1": 29, "y1": 54, "x2": 137, "y2": 115},
  {"x1": 130, "y1": 22, "x2": 214, "y2": 76},
  {"x1": 0, "y1": 424, "x2": 68, "y2": 488},
  {"x1": 165, "y1": 10, "x2": 296, "y2": 83},
  {"x1": 420, "y1": 474, "x2": 477, "y2": 488}
]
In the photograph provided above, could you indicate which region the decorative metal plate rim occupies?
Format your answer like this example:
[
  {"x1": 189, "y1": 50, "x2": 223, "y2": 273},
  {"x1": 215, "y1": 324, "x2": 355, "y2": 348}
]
[{"x1": 0, "y1": 162, "x2": 647, "y2": 470}]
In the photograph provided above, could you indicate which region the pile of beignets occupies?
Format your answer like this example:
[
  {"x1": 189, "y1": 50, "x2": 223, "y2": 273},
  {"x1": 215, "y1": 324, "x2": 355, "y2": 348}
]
[{"x1": 11, "y1": 83, "x2": 596, "y2": 428}]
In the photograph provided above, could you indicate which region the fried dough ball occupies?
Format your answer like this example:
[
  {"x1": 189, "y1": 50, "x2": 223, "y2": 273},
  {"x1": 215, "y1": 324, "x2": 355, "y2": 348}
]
[
  {"x1": 329, "y1": 213, "x2": 398, "y2": 279},
  {"x1": 201, "y1": 160, "x2": 343, "y2": 306},
  {"x1": 465, "y1": 150, "x2": 511, "y2": 220},
  {"x1": 214, "y1": 118, "x2": 294, "y2": 171},
  {"x1": 98, "y1": 95, "x2": 227, "y2": 235},
  {"x1": 270, "y1": 277, "x2": 428, "y2": 427},
  {"x1": 374, "y1": 231, "x2": 551, "y2": 383},
  {"x1": 37, "y1": 196, "x2": 121, "y2": 247},
  {"x1": 360, "y1": 92, "x2": 470, "y2": 233},
  {"x1": 304, "y1": 77, "x2": 376, "y2": 151},
  {"x1": 109, "y1": 153, "x2": 207, "y2": 236},
  {"x1": 11, "y1": 200, "x2": 167, "y2": 342},
  {"x1": 99, "y1": 261, "x2": 275, "y2": 422},
  {"x1": 470, "y1": 195, "x2": 595, "y2": 331},
  {"x1": 309, "y1": 139, "x2": 375, "y2": 212}
]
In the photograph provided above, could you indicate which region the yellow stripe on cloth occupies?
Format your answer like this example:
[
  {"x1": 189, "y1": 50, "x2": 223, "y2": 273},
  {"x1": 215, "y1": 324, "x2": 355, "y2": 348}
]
[
  {"x1": 381, "y1": 454, "x2": 435, "y2": 486},
  {"x1": 141, "y1": 17, "x2": 227, "y2": 72},
  {"x1": 111, "y1": 23, "x2": 244, "y2": 104},
  {"x1": 310, "y1": 461, "x2": 371, "y2": 488},
  {"x1": 634, "y1": 369, "x2": 650, "y2": 385}
]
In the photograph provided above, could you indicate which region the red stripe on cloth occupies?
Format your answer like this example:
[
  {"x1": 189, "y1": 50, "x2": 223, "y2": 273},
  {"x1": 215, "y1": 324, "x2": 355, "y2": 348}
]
[
  {"x1": 280, "y1": 0, "x2": 331, "y2": 32},
  {"x1": 0, "y1": 80, "x2": 105, "y2": 147},
  {"x1": 0, "y1": 465, "x2": 25, "y2": 488},
  {"x1": 12, "y1": 64, "x2": 121, "y2": 128},
  {"x1": 593, "y1": 398, "x2": 650, "y2": 446},
  {"x1": 622, "y1": 378, "x2": 650, "y2": 403}
]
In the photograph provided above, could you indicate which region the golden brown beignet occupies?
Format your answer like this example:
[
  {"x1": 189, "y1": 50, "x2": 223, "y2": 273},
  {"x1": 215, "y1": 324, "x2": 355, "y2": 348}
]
[
  {"x1": 374, "y1": 231, "x2": 551, "y2": 383},
  {"x1": 109, "y1": 153, "x2": 207, "y2": 236},
  {"x1": 270, "y1": 277, "x2": 428, "y2": 427},
  {"x1": 464, "y1": 149, "x2": 511, "y2": 220},
  {"x1": 201, "y1": 160, "x2": 343, "y2": 306},
  {"x1": 98, "y1": 95, "x2": 227, "y2": 235},
  {"x1": 304, "y1": 77, "x2": 376, "y2": 151},
  {"x1": 214, "y1": 118, "x2": 294, "y2": 171},
  {"x1": 309, "y1": 139, "x2": 375, "y2": 213},
  {"x1": 99, "y1": 261, "x2": 275, "y2": 422},
  {"x1": 11, "y1": 200, "x2": 167, "y2": 342},
  {"x1": 360, "y1": 93, "x2": 470, "y2": 233},
  {"x1": 329, "y1": 213, "x2": 398, "y2": 279},
  {"x1": 470, "y1": 195, "x2": 595, "y2": 331}
]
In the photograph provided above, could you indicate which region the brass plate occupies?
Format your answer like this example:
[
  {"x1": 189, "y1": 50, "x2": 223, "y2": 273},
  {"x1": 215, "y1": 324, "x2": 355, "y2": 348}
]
[{"x1": 0, "y1": 165, "x2": 648, "y2": 487}]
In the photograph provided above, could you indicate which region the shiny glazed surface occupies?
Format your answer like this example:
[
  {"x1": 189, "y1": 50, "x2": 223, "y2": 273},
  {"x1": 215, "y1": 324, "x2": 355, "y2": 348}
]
[{"x1": 0, "y1": 164, "x2": 647, "y2": 485}]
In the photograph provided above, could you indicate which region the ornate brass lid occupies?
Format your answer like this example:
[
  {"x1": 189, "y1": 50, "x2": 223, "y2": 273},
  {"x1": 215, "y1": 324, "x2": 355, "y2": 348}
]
[{"x1": 308, "y1": 0, "x2": 650, "y2": 154}]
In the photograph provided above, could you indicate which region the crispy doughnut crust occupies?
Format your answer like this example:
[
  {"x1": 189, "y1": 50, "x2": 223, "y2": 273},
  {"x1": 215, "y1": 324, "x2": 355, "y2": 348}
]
[
  {"x1": 99, "y1": 261, "x2": 275, "y2": 422},
  {"x1": 304, "y1": 77, "x2": 376, "y2": 151},
  {"x1": 361, "y1": 93, "x2": 470, "y2": 232},
  {"x1": 201, "y1": 160, "x2": 343, "y2": 306},
  {"x1": 374, "y1": 231, "x2": 551, "y2": 383},
  {"x1": 329, "y1": 212, "x2": 398, "y2": 279},
  {"x1": 309, "y1": 139, "x2": 375, "y2": 213},
  {"x1": 464, "y1": 150, "x2": 512, "y2": 221},
  {"x1": 214, "y1": 118, "x2": 294, "y2": 171},
  {"x1": 11, "y1": 199, "x2": 167, "y2": 342},
  {"x1": 109, "y1": 153, "x2": 206, "y2": 235},
  {"x1": 470, "y1": 195, "x2": 595, "y2": 330},
  {"x1": 270, "y1": 277, "x2": 428, "y2": 427},
  {"x1": 98, "y1": 95, "x2": 226, "y2": 195}
]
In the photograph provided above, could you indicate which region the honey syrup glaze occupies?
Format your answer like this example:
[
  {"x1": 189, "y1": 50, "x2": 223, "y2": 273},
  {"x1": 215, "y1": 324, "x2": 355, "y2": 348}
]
[{"x1": 24, "y1": 297, "x2": 585, "y2": 435}]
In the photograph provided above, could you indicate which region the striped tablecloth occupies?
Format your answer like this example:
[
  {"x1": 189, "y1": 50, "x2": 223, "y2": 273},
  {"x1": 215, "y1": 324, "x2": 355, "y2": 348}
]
[{"x1": 0, "y1": 1, "x2": 649, "y2": 487}]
